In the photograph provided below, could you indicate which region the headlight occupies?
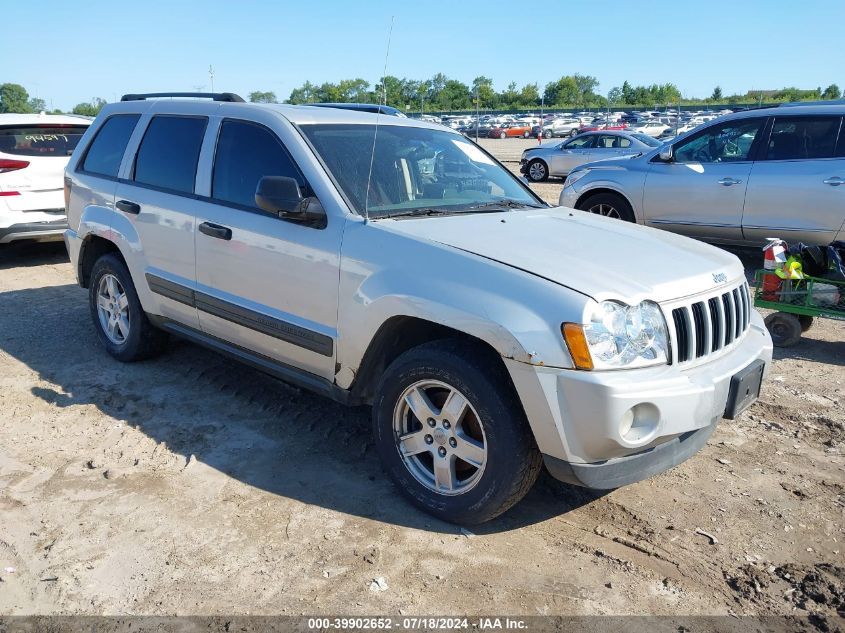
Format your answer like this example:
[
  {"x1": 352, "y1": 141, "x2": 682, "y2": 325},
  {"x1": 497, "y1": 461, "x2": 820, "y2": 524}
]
[
  {"x1": 564, "y1": 169, "x2": 589, "y2": 188},
  {"x1": 562, "y1": 301, "x2": 669, "y2": 370}
]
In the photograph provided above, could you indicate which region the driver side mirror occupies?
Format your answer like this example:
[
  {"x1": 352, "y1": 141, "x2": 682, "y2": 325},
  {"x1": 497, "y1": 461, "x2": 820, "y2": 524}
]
[
  {"x1": 255, "y1": 176, "x2": 326, "y2": 227},
  {"x1": 658, "y1": 145, "x2": 674, "y2": 162}
]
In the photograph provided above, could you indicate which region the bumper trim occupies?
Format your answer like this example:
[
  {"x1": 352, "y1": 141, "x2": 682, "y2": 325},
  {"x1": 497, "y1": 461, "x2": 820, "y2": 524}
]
[
  {"x1": 0, "y1": 220, "x2": 68, "y2": 244},
  {"x1": 543, "y1": 419, "x2": 718, "y2": 489}
]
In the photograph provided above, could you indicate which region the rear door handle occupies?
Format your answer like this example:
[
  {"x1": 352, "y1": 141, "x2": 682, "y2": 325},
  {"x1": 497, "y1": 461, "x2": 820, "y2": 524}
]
[
  {"x1": 116, "y1": 199, "x2": 140, "y2": 214},
  {"x1": 823, "y1": 176, "x2": 844, "y2": 186},
  {"x1": 198, "y1": 221, "x2": 232, "y2": 241},
  {"x1": 717, "y1": 178, "x2": 742, "y2": 186}
]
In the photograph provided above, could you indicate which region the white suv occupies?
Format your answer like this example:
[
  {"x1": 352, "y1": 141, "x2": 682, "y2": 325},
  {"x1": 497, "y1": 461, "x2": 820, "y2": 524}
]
[
  {"x1": 0, "y1": 113, "x2": 90, "y2": 244},
  {"x1": 64, "y1": 93, "x2": 773, "y2": 524}
]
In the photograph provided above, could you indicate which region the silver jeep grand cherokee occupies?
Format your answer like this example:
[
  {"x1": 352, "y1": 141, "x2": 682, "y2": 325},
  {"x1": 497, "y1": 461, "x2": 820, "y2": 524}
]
[{"x1": 64, "y1": 93, "x2": 772, "y2": 524}]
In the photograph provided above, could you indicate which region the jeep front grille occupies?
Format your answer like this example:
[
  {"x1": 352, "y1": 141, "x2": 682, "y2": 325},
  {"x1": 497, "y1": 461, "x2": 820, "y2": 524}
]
[{"x1": 670, "y1": 282, "x2": 751, "y2": 364}]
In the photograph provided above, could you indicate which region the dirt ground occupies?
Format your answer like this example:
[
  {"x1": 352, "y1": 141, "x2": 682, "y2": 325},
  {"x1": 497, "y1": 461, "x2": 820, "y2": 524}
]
[{"x1": 0, "y1": 140, "x2": 843, "y2": 624}]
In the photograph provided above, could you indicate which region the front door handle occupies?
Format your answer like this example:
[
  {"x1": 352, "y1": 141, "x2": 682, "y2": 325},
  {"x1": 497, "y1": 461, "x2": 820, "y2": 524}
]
[
  {"x1": 198, "y1": 222, "x2": 232, "y2": 240},
  {"x1": 717, "y1": 177, "x2": 742, "y2": 186},
  {"x1": 823, "y1": 176, "x2": 844, "y2": 186},
  {"x1": 116, "y1": 199, "x2": 140, "y2": 214}
]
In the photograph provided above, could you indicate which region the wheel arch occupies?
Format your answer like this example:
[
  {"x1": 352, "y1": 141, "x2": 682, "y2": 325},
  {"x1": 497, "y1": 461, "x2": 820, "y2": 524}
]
[
  {"x1": 78, "y1": 234, "x2": 126, "y2": 289},
  {"x1": 574, "y1": 187, "x2": 639, "y2": 222},
  {"x1": 349, "y1": 316, "x2": 516, "y2": 404}
]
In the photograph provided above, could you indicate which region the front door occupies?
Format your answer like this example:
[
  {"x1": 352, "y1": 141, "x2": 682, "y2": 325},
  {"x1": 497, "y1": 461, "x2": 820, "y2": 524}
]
[
  {"x1": 549, "y1": 134, "x2": 596, "y2": 176},
  {"x1": 194, "y1": 118, "x2": 342, "y2": 380},
  {"x1": 642, "y1": 117, "x2": 766, "y2": 243}
]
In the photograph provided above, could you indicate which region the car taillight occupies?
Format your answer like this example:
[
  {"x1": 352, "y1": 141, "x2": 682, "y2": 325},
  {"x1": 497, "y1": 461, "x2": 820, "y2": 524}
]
[
  {"x1": 64, "y1": 176, "x2": 72, "y2": 210},
  {"x1": 0, "y1": 158, "x2": 30, "y2": 173}
]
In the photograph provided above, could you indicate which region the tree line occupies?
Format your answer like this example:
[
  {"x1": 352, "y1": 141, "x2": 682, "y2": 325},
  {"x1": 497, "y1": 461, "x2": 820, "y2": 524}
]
[{"x1": 1, "y1": 78, "x2": 842, "y2": 116}]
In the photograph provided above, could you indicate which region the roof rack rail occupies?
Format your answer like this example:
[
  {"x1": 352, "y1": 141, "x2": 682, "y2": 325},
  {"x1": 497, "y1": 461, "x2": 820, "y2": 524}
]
[
  {"x1": 779, "y1": 99, "x2": 845, "y2": 107},
  {"x1": 120, "y1": 92, "x2": 245, "y2": 103}
]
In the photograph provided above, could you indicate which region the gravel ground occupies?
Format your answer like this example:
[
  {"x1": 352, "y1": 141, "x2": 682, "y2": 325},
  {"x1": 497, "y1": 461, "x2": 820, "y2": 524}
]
[{"x1": 0, "y1": 141, "x2": 843, "y2": 625}]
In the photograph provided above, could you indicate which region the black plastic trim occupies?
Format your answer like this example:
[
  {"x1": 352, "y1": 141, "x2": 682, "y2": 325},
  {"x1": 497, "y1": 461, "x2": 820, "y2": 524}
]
[
  {"x1": 147, "y1": 315, "x2": 354, "y2": 405},
  {"x1": 543, "y1": 421, "x2": 718, "y2": 489},
  {"x1": 144, "y1": 273, "x2": 334, "y2": 357}
]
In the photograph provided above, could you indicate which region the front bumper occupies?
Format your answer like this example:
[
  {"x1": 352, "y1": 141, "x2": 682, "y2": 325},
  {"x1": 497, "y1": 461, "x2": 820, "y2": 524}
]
[
  {"x1": 506, "y1": 310, "x2": 773, "y2": 488},
  {"x1": 0, "y1": 220, "x2": 68, "y2": 244},
  {"x1": 519, "y1": 159, "x2": 528, "y2": 174}
]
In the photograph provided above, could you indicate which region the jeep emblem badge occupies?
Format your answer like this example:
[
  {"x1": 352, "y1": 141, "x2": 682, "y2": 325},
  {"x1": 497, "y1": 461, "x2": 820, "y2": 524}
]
[{"x1": 713, "y1": 272, "x2": 727, "y2": 284}]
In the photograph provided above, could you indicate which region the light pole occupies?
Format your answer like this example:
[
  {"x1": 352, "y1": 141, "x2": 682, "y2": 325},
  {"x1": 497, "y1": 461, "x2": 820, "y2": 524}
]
[{"x1": 209, "y1": 65, "x2": 215, "y2": 93}]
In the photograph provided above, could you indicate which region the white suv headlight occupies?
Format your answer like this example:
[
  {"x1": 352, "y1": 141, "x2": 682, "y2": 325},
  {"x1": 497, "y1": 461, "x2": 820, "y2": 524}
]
[{"x1": 562, "y1": 301, "x2": 669, "y2": 370}]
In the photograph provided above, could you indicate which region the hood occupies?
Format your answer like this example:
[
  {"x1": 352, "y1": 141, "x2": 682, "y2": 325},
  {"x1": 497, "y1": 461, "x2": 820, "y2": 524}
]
[{"x1": 379, "y1": 208, "x2": 744, "y2": 304}]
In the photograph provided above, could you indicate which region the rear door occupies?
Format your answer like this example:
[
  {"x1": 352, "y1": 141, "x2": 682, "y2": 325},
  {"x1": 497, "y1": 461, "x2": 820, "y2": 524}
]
[
  {"x1": 742, "y1": 115, "x2": 845, "y2": 245},
  {"x1": 642, "y1": 117, "x2": 766, "y2": 242},
  {"x1": 113, "y1": 110, "x2": 209, "y2": 329}
]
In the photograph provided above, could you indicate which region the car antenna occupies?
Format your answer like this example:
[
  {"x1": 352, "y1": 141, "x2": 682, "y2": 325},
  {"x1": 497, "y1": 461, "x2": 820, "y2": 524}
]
[{"x1": 364, "y1": 15, "x2": 394, "y2": 222}]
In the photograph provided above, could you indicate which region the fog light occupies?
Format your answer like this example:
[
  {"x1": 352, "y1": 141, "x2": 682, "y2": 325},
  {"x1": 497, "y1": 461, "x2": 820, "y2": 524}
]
[{"x1": 619, "y1": 403, "x2": 659, "y2": 444}]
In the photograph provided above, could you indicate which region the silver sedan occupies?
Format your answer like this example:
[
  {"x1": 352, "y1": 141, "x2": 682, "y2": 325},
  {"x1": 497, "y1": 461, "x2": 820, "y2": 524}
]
[{"x1": 519, "y1": 131, "x2": 662, "y2": 182}]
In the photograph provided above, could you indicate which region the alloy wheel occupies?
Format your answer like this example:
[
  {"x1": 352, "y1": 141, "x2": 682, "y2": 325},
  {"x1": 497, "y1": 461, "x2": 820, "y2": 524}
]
[
  {"x1": 96, "y1": 273, "x2": 130, "y2": 344},
  {"x1": 393, "y1": 380, "x2": 487, "y2": 496},
  {"x1": 588, "y1": 203, "x2": 622, "y2": 219}
]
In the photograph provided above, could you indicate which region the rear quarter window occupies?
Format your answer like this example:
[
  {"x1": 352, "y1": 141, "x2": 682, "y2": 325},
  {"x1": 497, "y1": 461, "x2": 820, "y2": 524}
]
[
  {"x1": 0, "y1": 125, "x2": 89, "y2": 157},
  {"x1": 81, "y1": 114, "x2": 140, "y2": 178}
]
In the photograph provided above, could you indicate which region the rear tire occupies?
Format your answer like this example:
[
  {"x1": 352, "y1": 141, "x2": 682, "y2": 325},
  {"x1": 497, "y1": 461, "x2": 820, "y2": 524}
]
[
  {"x1": 765, "y1": 312, "x2": 803, "y2": 347},
  {"x1": 372, "y1": 340, "x2": 542, "y2": 525},
  {"x1": 89, "y1": 253, "x2": 168, "y2": 362},
  {"x1": 576, "y1": 192, "x2": 635, "y2": 222},
  {"x1": 569, "y1": 129, "x2": 579, "y2": 137}
]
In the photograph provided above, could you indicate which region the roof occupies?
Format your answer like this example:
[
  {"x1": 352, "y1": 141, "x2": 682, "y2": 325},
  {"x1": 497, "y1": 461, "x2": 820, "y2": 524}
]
[
  {"x1": 0, "y1": 113, "x2": 93, "y2": 126},
  {"x1": 97, "y1": 98, "x2": 451, "y2": 133}
]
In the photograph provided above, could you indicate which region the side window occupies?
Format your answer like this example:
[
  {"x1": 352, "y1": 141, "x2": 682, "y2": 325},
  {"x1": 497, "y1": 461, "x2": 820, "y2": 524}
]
[
  {"x1": 564, "y1": 136, "x2": 595, "y2": 149},
  {"x1": 674, "y1": 119, "x2": 764, "y2": 163},
  {"x1": 133, "y1": 116, "x2": 207, "y2": 194},
  {"x1": 81, "y1": 114, "x2": 140, "y2": 178},
  {"x1": 764, "y1": 116, "x2": 841, "y2": 161},
  {"x1": 212, "y1": 120, "x2": 306, "y2": 210},
  {"x1": 616, "y1": 137, "x2": 632, "y2": 148},
  {"x1": 596, "y1": 135, "x2": 617, "y2": 148}
]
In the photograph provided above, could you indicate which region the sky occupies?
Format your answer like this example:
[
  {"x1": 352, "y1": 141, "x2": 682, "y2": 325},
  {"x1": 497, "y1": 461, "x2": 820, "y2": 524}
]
[{"x1": 4, "y1": 0, "x2": 843, "y2": 111}]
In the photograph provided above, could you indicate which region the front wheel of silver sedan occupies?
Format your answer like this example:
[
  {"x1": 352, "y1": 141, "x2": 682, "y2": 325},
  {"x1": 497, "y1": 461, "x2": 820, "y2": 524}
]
[
  {"x1": 373, "y1": 340, "x2": 542, "y2": 525},
  {"x1": 576, "y1": 192, "x2": 635, "y2": 222},
  {"x1": 527, "y1": 159, "x2": 549, "y2": 182}
]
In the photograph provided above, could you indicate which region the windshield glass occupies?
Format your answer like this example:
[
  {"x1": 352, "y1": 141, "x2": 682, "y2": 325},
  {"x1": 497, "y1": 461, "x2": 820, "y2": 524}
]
[
  {"x1": 301, "y1": 123, "x2": 542, "y2": 218},
  {"x1": 631, "y1": 133, "x2": 662, "y2": 147}
]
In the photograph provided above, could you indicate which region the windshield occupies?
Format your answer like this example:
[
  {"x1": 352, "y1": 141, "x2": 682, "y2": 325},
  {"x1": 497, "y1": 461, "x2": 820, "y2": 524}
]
[
  {"x1": 631, "y1": 133, "x2": 662, "y2": 147},
  {"x1": 300, "y1": 123, "x2": 542, "y2": 218}
]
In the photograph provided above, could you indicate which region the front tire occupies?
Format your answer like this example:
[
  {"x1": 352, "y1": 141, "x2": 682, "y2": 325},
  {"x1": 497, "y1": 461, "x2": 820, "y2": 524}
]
[
  {"x1": 89, "y1": 253, "x2": 167, "y2": 362},
  {"x1": 569, "y1": 129, "x2": 579, "y2": 137},
  {"x1": 372, "y1": 340, "x2": 542, "y2": 525},
  {"x1": 576, "y1": 192, "x2": 635, "y2": 222},
  {"x1": 499, "y1": 132, "x2": 507, "y2": 139},
  {"x1": 527, "y1": 159, "x2": 549, "y2": 182}
]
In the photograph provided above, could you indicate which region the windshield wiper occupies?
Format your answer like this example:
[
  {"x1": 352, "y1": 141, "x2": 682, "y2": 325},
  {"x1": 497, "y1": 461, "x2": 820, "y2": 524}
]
[
  {"x1": 374, "y1": 208, "x2": 459, "y2": 219},
  {"x1": 464, "y1": 199, "x2": 546, "y2": 211}
]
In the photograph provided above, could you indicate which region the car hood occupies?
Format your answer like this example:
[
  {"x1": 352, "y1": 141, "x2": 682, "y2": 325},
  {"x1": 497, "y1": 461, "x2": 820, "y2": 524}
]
[{"x1": 379, "y1": 208, "x2": 744, "y2": 304}]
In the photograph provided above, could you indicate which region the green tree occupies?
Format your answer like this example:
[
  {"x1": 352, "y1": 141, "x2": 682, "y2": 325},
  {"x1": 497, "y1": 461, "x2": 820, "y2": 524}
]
[
  {"x1": 27, "y1": 97, "x2": 46, "y2": 112},
  {"x1": 607, "y1": 86, "x2": 622, "y2": 105},
  {"x1": 72, "y1": 98, "x2": 106, "y2": 117},
  {"x1": 621, "y1": 81, "x2": 634, "y2": 105},
  {"x1": 287, "y1": 81, "x2": 317, "y2": 104},
  {"x1": 471, "y1": 76, "x2": 497, "y2": 109},
  {"x1": 518, "y1": 83, "x2": 539, "y2": 107},
  {"x1": 0, "y1": 83, "x2": 31, "y2": 113},
  {"x1": 248, "y1": 91, "x2": 277, "y2": 103},
  {"x1": 822, "y1": 84, "x2": 841, "y2": 99},
  {"x1": 711, "y1": 86, "x2": 723, "y2": 101}
]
